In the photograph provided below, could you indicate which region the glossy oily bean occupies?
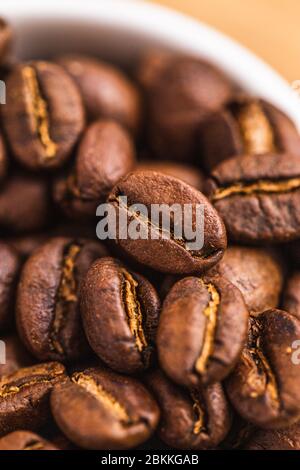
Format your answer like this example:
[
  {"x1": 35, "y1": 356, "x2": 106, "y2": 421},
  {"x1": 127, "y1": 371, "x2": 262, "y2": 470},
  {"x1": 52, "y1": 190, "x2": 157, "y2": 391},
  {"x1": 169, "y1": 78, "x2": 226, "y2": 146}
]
[
  {"x1": 199, "y1": 98, "x2": 300, "y2": 170},
  {"x1": 207, "y1": 153, "x2": 300, "y2": 243},
  {"x1": 81, "y1": 257, "x2": 160, "y2": 374},
  {"x1": 0, "y1": 132, "x2": 8, "y2": 182},
  {"x1": 157, "y1": 275, "x2": 248, "y2": 387},
  {"x1": 145, "y1": 370, "x2": 231, "y2": 449},
  {"x1": 0, "y1": 243, "x2": 20, "y2": 329},
  {"x1": 0, "y1": 173, "x2": 50, "y2": 234},
  {"x1": 0, "y1": 431, "x2": 58, "y2": 450},
  {"x1": 0, "y1": 362, "x2": 66, "y2": 436},
  {"x1": 282, "y1": 271, "x2": 300, "y2": 320},
  {"x1": 51, "y1": 367, "x2": 160, "y2": 450},
  {"x1": 2, "y1": 61, "x2": 85, "y2": 170},
  {"x1": 243, "y1": 423, "x2": 300, "y2": 450},
  {"x1": 0, "y1": 18, "x2": 12, "y2": 64},
  {"x1": 226, "y1": 310, "x2": 300, "y2": 429},
  {"x1": 107, "y1": 170, "x2": 227, "y2": 274},
  {"x1": 17, "y1": 237, "x2": 108, "y2": 362},
  {"x1": 145, "y1": 55, "x2": 234, "y2": 161},
  {"x1": 53, "y1": 120, "x2": 136, "y2": 219},
  {"x1": 0, "y1": 335, "x2": 33, "y2": 377},
  {"x1": 210, "y1": 246, "x2": 283, "y2": 314},
  {"x1": 58, "y1": 55, "x2": 142, "y2": 134}
]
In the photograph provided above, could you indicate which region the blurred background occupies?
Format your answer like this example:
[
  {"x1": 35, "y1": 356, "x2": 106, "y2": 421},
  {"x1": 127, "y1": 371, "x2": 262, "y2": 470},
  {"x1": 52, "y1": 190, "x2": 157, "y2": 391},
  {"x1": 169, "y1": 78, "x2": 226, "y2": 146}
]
[{"x1": 148, "y1": 0, "x2": 299, "y2": 83}]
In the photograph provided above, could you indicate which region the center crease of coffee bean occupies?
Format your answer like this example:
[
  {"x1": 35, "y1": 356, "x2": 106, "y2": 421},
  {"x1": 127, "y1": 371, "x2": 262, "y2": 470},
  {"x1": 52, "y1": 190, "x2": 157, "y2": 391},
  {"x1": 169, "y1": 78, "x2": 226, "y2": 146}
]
[
  {"x1": 190, "y1": 391, "x2": 207, "y2": 435},
  {"x1": 0, "y1": 370, "x2": 64, "y2": 398},
  {"x1": 23, "y1": 65, "x2": 57, "y2": 159},
  {"x1": 121, "y1": 268, "x2": 148, "y2": 352},
  {"x1": 23, "y1": 440, "x2": 44, "y2": 450},
  {"x1": 195, "y1": 281, "x2": 220, "y2": 375},
  {"x1": 50, "y1": 243, "x2": 81, "y2": 356},
  {"x1": 72, "y1": 372, "x2": 131, "y2": 423},
  {"x1": 212, "y1": 177, "x2": 300, "y2": 202}
]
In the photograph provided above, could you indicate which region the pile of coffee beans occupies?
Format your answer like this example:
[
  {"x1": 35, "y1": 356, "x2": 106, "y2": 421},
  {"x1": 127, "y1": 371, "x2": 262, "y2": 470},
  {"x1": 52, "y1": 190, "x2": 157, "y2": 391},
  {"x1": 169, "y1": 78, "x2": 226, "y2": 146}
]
[{"x1": 1, "y1": 16, "x2": 300, "y2": 450}]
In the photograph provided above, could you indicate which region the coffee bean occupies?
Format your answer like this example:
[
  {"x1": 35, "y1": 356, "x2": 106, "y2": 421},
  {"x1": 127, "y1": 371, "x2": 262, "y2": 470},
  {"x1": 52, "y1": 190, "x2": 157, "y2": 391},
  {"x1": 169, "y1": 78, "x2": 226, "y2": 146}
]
[
  {"x1": 108, "y1": 170, "x2": 227, "y2": 274},
  {"x1": 243, "y1": 422, "x2": 300, "y2": 450},
  {"x1": 53, "y1": 119, "x2": 135, "y2": 219},
  {"x1": 207, "y1": 153, "x2": 300, "y2": 243},
  {"x1": 157, "y1": 275, "x2": 248, "y2": 387},
  {"x1": 226, "y1": 310, "x2": 300, "y2": 428},
  {"x1": 136, "y1": 161, "x2": 204, "y2": 190},
  {"x1": 0, "y1": 173, "x2": 50, "y2": 234},
  {"x1": 0, "y1": 362, "x2": 66, "y2": 435},
  {"x1": 210, "y1": 246, "x2": 284, "y2": 314},
  {"x1": 0, "y1": 243, "x2": 20, "y2": 330},
  {"x1": 282, "y1": 271, "x2": 300, "y2": 320},
  {"x1": 17, "y1": 237, "x2": 108, "y2": 362},
  {"x1": 0, "y1": 132, "x2": 7, "y2": 182},
  {"x1": 0, "y1": 430, "x2": 58, "y2": 450},
  {"x1": 199, "y1": 97, "x2": 300, "y2": 170},
  {"x1": 81, "y1": 257, "x2": 160, "y2": 374},
  {"x1": 51, "y1": 366, "x2": 160, "y2": 449},
  {"x1": 58, "y1": 55, "x2": 142, "y2": 134},
  {"x1": 0, "y1": 335, "x2": 33, "y2": 377},
  {"x1": 0, "y1": 18, "x2": 12, "y2": 63},
  {"x1": 144, "y1": 55, "x2": 234, "y2": 161},
  {"x1": 2, "y1": 61, "x2": 85, "y2": 170},
  {"x1": 145, "y1": 370, "x2": 231, "y2": 449}
]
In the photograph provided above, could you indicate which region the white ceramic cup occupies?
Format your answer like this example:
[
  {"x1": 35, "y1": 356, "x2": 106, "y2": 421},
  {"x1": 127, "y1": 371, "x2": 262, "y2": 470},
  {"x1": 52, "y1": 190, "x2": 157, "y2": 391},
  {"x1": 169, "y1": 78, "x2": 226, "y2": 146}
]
[{"x1": 1, "y1": 0, "x2": 300, "y2": 128}]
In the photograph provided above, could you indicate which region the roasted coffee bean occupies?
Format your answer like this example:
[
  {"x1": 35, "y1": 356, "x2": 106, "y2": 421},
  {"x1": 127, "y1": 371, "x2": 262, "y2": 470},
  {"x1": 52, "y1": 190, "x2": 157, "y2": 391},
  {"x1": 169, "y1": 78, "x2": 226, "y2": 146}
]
[
  {"x1": 17, "y1": 237, "x2": 108, "y2": 362},
  {"x1": 108, "y1": 170, "x2": 227, "y2": 274},
  {"x1": 53, "y1": 120, "x2": 135, "y2": 219},
  {"x1": 226, "y1": 310, "x2": 300, "y2": 429},
  {"x1": 51, "y1": 366, "x2": 160, "y2": 449},
  {"x1": 2, "y1": 61, "x2": 85, "y2": 170},
  {"x1": 0, "y1": 431, "x2": 58, "y2": 450},
  {"x1": 0, "y1": 18, "x2": 12, "y2": 64},
  {"x1": 207, "y1": 153, "x2": 300, "y2": 243},
  {"x1": 157, "y1": 275, "x2": 248, "y2": 387},
  {"x1": 58, "y1": 55, "x2": 142, "y2": 134},
  {"x1": 81, "y1": 257, "x2": 160, "y2": 374},
  {"x1": 0, "y1": 335, "x2": 33, "y2": 377},
  {"x1": 282, "y1": 271, "x2": 300, "y2": 320},
  {"x1": 0, "y1": 173, "x2": 50, "y2": 234},
  {"x1": 199, "y1": 97, "x2": 300, "y2": 170},
  {"x1": 210, "y1": 246, "x2": 283, "y2": 314},
  {"x1": 136, "y1": 161, "x2": 204, "y2": 190},
  {"x1": 243, "y1": 422, "x2": 300, "y2": 450},
  {"x1": 0, "y1": 243, "x2": 20, "y2": 329},
  {"x1": 0, "y1": 362, "x2": 66, "y2": 436},
  {"x1": 135, "y1": 51, "x2": 173, "y2": 91},
  {"x1": 144, "y1": 55, "x2": 234, "y2": 161},
  {"x1": 0, "y1": 132, "x2": 8, "y2": 182},
  {"x1": 7, "y1": 233, "x2": 49, "y2": 260},
  {"x1": 145, "y1": 370, "x2": 231, "y2": 449}
]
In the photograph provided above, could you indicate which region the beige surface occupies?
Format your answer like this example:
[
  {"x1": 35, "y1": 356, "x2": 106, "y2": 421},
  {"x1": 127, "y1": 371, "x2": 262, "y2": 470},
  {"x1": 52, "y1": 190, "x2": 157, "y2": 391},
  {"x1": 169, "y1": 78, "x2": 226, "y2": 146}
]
[{"x1": 150, "y1": 0, "x2": 299, "y2": 83}]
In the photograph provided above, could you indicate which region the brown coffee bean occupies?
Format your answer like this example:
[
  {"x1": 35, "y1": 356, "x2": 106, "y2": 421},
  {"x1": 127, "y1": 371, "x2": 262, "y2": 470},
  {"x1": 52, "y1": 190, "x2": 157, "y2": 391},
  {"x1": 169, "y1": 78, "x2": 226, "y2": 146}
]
[
  {"x1": 0, "y1": 18, "x2": 12, "y2": 64},
  {"x1": 145, "y1": 370, "x2": 231, "y2": 449},
  {"x1": 210, "y1": 246, "x2": 283, "y2": 314},
  {"x1": 0, "y1": 132, "x2": 8, "y2": 182},
  {"x1": 2, "y1": 61, "x2": 85, "y2": 170},
  {"x1": 51, "y1": 366, "x2": 160, "y2": 449},
  {"x1": 0, "y1": 431, "x2": 58, "y2": 450},
  {"x1": 199, "y1": 97, "x2": 300, "y2": 170},
  {"x1": 0, "y1": 173, "x2": 50, "y2": 234},
  {"x1": 282, "y1": 271, "x2": 300, "y2": 320},
  {"x1": 243, "y1": 422, "x2": 300, "y2": 450},
  {"x1": 144, "y1": 55, "x2": 234, "y2": 161},
  {"x1": 207, "y1": 152, "x2": 300, "y2": 243},
  {"x1": 81, "y1": 257, "x2": 160, "y2": 374},
  {"x1": 157, "y1": 275, "x2": 248, "y2": 387},
  {"x1": 58, "y1": 55, "x2": 142, "y2": 134},
  {"x1": 108, "y1": 170, "x2": 227, "y2": 274},
  {"x1": 0, "y1": 243, "x2": 20, "y2": 330},
  {"x1": 17, "y1": 237, "x2": 108, "y2": 362},
  {"x1": 135, "y1": 51, "x2": 173, "y2": 91},
  {"x1": 136, "y1": 161, "x2": 204, "y2": 190},
  {"x1": 53, "y1": 120, "x2": 136, "y2": 220},
  {"x1": 226, "y1": 310, "x2": 300, "y2": 429},
  {"x1": 0, "y1": 362, "x2": 66, "y2": 436},
  {"x1": 0, "y1": 335, "x2": 33, "y2": 377}
]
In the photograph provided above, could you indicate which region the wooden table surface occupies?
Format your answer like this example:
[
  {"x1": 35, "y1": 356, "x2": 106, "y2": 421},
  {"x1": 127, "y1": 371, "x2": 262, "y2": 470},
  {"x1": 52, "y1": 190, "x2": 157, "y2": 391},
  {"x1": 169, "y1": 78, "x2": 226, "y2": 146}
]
[{"x1": 150, "y1": 0, "x2": 299, "y2": 83}]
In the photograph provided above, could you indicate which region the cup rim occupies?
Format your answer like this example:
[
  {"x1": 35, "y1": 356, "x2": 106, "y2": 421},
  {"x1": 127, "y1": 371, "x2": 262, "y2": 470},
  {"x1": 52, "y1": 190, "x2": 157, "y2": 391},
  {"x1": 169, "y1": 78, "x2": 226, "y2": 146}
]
[{"x1": 1, "y1": 0, "x2": 300, "y2": 128}]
